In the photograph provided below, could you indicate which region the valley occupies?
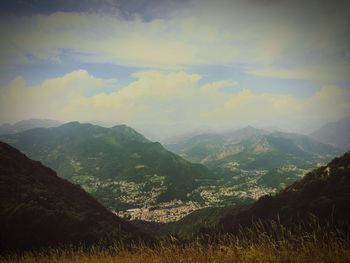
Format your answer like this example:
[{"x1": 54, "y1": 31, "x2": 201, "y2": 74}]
[
  {"x1": 108, "y1": 164, "x2": 313, "y2": 222},
  {"x1": 1, "y1": 122, "x2": 340, "y2": 223},
  {"x1": 2, "y1": 140, "x2": 350, "y2": 261}
]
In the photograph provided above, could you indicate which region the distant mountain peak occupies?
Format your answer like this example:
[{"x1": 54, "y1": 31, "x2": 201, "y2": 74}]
[
  {"x1": 0, "y1": 118, "x2": 61, "y2": 135},
  {"x1": 221, "y1": 125, "x2": 269, "y2": 141},
  {"x1": 310, "y1": 116, "x2": 350, "y2": 149},
  {"x1": 244, "y1": 125, "x2": 255, "y2": 129},
  {"x1": 239, "y1": 125, "x2": 267, "y2": 133},
  {"x1": 111, "y1": 124, "x2": 137, "y2": 132},
  {"x1": 60, "y1": 121, "x2": 81, "y2": 127},
  {"x1": 54, "y1": 121, "x2": 99, "y2": 132}
]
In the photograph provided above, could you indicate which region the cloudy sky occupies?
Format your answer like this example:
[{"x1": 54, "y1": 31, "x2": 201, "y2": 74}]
[{"x1": 0, "y1": 0, "x2": 349, "y2": 139}]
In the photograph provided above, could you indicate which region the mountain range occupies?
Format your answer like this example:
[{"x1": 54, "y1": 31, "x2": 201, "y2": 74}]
[
  {"x1": 0, "y1": 121, "x2": 345, "y2": 223},
  {"x1": 0, "y1": 142, "x2": 149, "y2": 253},
  {"x1": 166, "y1": 126, "x2": 340, "y2": 169},
  {"x1": 0, "y1": 122, "x2": 215, "y2": 213},
  {"x1": 0, "y1": 119, "x2": 61, "y2": 135},
  {"x1": 166, "y1": 126, "x2": 342, "y2": 196},
  {"x1": 1, "y1": 127, "x2": 349, "y2": 252}
]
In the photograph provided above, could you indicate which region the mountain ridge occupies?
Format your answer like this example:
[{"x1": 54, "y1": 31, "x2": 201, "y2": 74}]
[
  {"x1": 0, "y1": 119, "x2": 61, "y2": 135},
  {"x1": 0, "y1": 123, "x2": 215, "y2": 215},
  {"x1": 167, "y1": 126, "x2": 340, "y2": 166},
  {"x1": 310, "y1": 116, "x2": 350, "y2": 149}
]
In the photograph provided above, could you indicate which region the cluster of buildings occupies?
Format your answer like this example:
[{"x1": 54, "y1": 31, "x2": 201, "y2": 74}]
[
  {"x1": 71, "y1": 160, "x2": 305, "y2": 223},
  {"x1": 115, "y1": 200, "x2": 201, "y2": 222}
]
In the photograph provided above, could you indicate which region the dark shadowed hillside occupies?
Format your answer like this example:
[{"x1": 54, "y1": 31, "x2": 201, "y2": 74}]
[
  {"x1": 0, "y1": 142, "x2": 149, "y2": 253},
  {"x1": 134, "y1": 205, "x2": 239, "y2": 239},
  {"x1": 155, "y1": 151, "x2": 350, "y2": 239},
  {"x1": 219, "y1": 150, "x2": 350, "y2": 233}
]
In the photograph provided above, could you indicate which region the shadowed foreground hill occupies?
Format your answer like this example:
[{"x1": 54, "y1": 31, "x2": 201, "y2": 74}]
[
  {"x1": 219, "y1": 150, "x2": 350, "y2": 233},
  {"x1": 153, "y1": 151, "x2": 350, "y2": 239},
  {"x1": 0, "y1": 142, "x2": 149, "y2": 253}
]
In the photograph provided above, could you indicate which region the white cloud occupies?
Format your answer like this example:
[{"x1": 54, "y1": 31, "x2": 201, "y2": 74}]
[
  {"x1": 1, "y1": 70, "x2": 350, "y2": 136},
  {"x1": 248, "y1": 63, "x2": 350, "y2": 83},
  {"x1": 0, "y1": 70, "x2": 117, "y2": 122},
  {"x1": 200, "y1": 80, "x2": 238, "y2": 92}
]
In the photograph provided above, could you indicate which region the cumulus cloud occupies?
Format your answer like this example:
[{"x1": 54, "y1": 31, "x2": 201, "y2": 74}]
[
  {"x1": 1, "y1": 70, "x2": 350, "y2": 136},
  {"x1": 200, "y1": 80, "x2": 239, "y2": 92},
  {"x1": 0, "y1": 70, "x2": 117, "y2": 122}
]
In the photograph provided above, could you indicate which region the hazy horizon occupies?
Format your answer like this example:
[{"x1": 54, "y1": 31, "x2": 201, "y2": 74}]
[
  {"x1": 2, "y1": 116, "x2": 349, "y2": 143},
  {"x1": 1, "y1": 0, "x2": 350, "y2": 138}
]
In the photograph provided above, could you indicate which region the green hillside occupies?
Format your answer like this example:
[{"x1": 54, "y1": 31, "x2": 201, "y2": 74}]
[
  {"x1": 166, "y1": 127, "x2": 342, "y2": 199},
  {"x1": 168, "y1": 127, "x2": 340, "y2": 169},
  {"x1": 0, "y1": 122, "x2": 215, "y2": 211}
]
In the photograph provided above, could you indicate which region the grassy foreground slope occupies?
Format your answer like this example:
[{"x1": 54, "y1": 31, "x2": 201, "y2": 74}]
[{"x1": 1, "y1": 229, "x2": 350, "y2": 263}]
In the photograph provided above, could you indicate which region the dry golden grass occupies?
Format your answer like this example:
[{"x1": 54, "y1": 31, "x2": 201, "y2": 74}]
[
  {"x1": 2, "y1": 239, "x2": 350, "y2": 263},
  {"x1": 2, "y1": 222, "x2": 350, "y2": 263}
]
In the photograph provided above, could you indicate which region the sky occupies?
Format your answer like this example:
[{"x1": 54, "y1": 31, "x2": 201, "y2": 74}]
[{"x1": 0, "y1": 0, "x2": 350, "y2": 139}]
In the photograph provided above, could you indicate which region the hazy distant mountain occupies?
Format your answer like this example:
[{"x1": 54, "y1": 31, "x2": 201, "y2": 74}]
[
  {"x1": 0, "y1": 119, "x2": 61, "y2": 135},
  {"x1": 166, "y1": 126, "x2": 341, "y2": 196},
  {"x1": 166, "y1": 126, "x2": 266, "y2": 163},
  {"x1": 162, "y1": 129, "x2": 214, "y2": 145},
  {"x1": 310, "y1": 116, "x2": 350, "y2": 149},
  {"x1": 167, "y1": 126, "x2": 340, "y2": 169},
  {"x1": 0, "y1": 142, "x2": 148, "y2": 253},
  {"x1": 0, "y1": 122, "x2": 214, "y2": 211}
]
